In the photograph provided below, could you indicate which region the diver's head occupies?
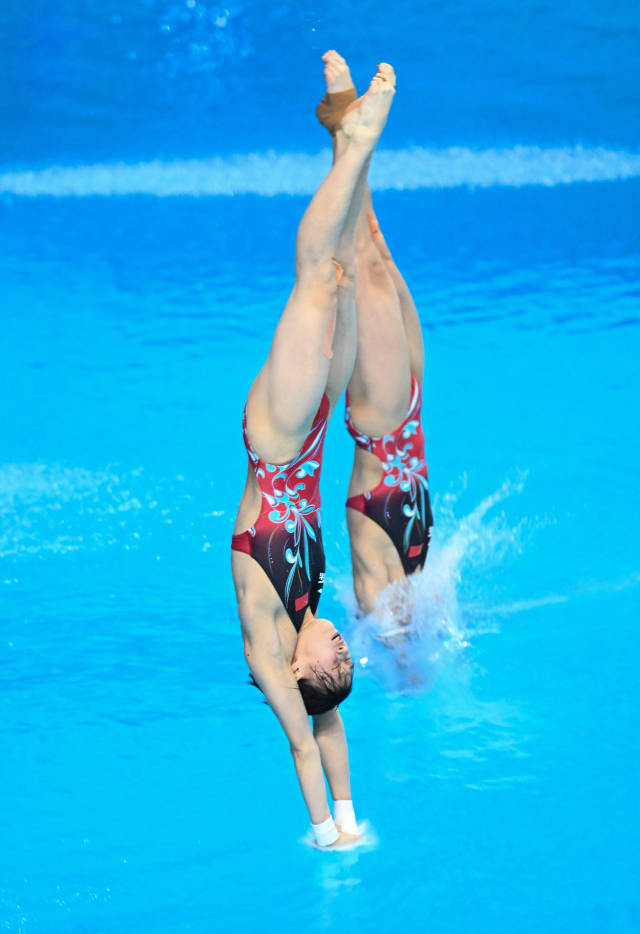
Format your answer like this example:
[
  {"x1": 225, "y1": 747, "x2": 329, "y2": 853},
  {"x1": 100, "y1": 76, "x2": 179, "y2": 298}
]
[{"x1": 291, "y1": 617, "x2": 354, "y2": 715}]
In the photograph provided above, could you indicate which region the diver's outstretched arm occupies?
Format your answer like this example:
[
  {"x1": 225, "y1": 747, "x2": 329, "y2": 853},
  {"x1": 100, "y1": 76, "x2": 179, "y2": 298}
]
[
  {"x1": 242, "y1": 610, "x2": 357, "y2": 847},
  {"x1": 242, "y1": 612, "x2": 328, "y2": 823},
  {"x1": 312, "y1": 708, "x2": 353, "y2": 804}
]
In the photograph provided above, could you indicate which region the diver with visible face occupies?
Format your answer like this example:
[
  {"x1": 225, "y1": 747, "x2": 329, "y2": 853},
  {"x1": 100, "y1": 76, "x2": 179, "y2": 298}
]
[{"x1": 231, "y1": 58, "x2": 396, "y2": 848}]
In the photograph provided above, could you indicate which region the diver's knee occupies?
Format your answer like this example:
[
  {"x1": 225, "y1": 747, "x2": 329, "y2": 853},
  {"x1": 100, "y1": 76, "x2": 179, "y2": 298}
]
[
  {"x1": 356, "y1": 241, "x2": 387, "y2": 281},
  {"x1": 335, "y1": 255, "x2": 355, "y2": 288},
  {"x1": 294, "y1": 264, "x2": 339, "y2": 314},
  {"x1": 295, "y1": 255, "x2": 339, "y2": 291}
]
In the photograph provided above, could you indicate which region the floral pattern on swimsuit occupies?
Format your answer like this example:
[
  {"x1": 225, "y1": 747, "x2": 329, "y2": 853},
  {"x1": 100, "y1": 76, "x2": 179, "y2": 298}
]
[
  {"x1": 345, "y1": 373, "x2": 433, "y2": 576},
  {"x1": 231, "y1": 394, "x2": 329, "y2": 631}
]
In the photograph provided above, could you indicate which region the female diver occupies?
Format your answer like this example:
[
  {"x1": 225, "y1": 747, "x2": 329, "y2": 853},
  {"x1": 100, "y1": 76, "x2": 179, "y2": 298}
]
[
  {"x1": 231, "y1": 62, "x2": 396, "y2": 848},
  {"x1": 316, "y1": 51, "x2": 434, "y2": 621}
]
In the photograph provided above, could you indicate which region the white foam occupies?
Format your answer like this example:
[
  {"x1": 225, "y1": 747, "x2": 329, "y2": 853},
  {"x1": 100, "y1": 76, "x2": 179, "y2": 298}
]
[
  {"x1": 479, "y1": 570, "x2": 640, "y2": 619},
  {"x1": 1, "y1": 145, "x2": 639, "y2": 198},
  {"x1": 338, "y1": 475, "x2": 640, "y2": 692},
  {"x1": 300, "y1": 820, "x2": 378, "y2": 852},
  {"x1": 341, "y1": 476, "x2": 527, "y2": 693},
  {"x1": 0, "y1": 462, "x2": 147, "y2": 559}
]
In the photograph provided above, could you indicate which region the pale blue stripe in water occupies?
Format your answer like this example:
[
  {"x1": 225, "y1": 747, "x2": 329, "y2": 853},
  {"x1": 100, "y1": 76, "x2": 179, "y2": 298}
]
[{"x1": 2, "y1": 145, "x2": 640, "y2": 196}]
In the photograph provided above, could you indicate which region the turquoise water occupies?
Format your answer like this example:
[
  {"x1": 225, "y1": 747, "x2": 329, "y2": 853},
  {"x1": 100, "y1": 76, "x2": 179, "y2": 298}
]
[{"x1": 2, "y1": 1, "x2": 639, "y2": 931}]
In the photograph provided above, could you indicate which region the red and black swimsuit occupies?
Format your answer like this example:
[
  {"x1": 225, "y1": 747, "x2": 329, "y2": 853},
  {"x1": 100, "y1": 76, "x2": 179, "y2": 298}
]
[
  {"x1": 345, "y1": 373, "x2": 433, "y2": 576},
  {"x1": 231, "y1": 395, "x2": 329, "y2": 631}
]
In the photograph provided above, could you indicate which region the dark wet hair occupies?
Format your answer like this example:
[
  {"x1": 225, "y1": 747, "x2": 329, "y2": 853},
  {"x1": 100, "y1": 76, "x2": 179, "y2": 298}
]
[
  {"x1": 297, "y1": 664, "x2": 354, "y2": 715},
  {"x1": 249, "y1": 663, "x2": 353, "y2": 716}
]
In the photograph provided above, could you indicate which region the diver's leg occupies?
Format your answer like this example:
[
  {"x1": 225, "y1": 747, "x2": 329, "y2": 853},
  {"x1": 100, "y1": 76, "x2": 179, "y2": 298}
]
[
  {"x1": 323, "y1": 110, "x2": 374, "y2": 402},
  {"x1": 366, "y1": 198, "x2": 425, "y2": 384},
  {"x1": 247, "y1": 65, "x2": 396, "y2": 463},
  {"x1": 311, "y1": 50, "x2": 362, "y2": 401},
  {"x1": 345, "y1": 190, "x2": 413, "y2": 436},
  {"x1": 314, "y1": 52, "x2": 411, "y2": 412},
  {"x1": 314, "y1": 54, "x2": 418, "y2": 432}
]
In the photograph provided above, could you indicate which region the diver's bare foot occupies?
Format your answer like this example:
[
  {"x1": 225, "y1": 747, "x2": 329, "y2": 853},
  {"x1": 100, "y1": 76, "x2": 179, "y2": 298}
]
[
  {"x1": 316, "y1": 50, "x2": 357, "y2": 136},
  {"x1": 340, "y1": 63, "x2": 395, "y2": 148},
  {"x1": 322, "y1": 49, "x2": 354, "y2": 94}
]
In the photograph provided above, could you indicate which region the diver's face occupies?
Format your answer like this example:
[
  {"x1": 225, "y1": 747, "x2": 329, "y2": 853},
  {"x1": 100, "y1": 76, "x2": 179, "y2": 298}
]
[{"x1": 291, "y1": 617, "x2": 353, "y2": 683}]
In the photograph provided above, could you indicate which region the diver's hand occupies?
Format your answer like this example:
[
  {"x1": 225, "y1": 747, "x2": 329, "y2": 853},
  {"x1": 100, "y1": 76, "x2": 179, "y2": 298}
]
[
  {"x1": 374, "y1": 628, "x2": 411, "y2": 646},
  {"x1": 322, "y1": 829, "x2": 361, "y2": 849}
]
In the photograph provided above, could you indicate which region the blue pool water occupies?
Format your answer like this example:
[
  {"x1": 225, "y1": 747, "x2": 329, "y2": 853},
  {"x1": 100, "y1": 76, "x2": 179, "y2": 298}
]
[{"x1": 1, "y1": 1, "x2": 639, "y2": 932}]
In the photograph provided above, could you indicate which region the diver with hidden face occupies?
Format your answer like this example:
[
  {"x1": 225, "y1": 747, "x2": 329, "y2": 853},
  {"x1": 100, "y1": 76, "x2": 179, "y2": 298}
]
[{"x1": 317, "y1": 51, "x2": 434, "y2": 638}]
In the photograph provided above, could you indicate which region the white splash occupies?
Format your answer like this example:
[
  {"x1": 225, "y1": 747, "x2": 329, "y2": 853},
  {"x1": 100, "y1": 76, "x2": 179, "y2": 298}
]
[
  {"x1": 342, "y1": 476, "x2": 527, "y2": 693},
  {"x1": 0, "y1": 463, "x2": 146, "y2": 559},
  {"x1": 1, "y1": 145, "x2": 639, "y2": 197},
  {"x1": 475, "y1": 570, "x2": 640, "y2": 620},
  {"x1": 300, "y1": 820, "x2": 378, "y2": 852}
]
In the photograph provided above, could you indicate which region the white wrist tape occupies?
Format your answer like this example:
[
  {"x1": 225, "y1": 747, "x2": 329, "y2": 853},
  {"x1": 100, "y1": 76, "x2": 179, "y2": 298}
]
[
  {"x1": 333, "y1": 799, "x2": 358, "y2": 835},
  {"x1": 311, "y1": 815, "x2": 339, "y2": 847}
]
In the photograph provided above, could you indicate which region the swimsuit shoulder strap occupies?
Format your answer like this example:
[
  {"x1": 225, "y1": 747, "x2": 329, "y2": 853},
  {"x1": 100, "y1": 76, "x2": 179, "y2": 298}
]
[
  {"x1": 405, "y1": 372, "x2": 422, "y2": 422},
  {"x1": 291, "y1": 392, "x2": 330, "y2": 468}
]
